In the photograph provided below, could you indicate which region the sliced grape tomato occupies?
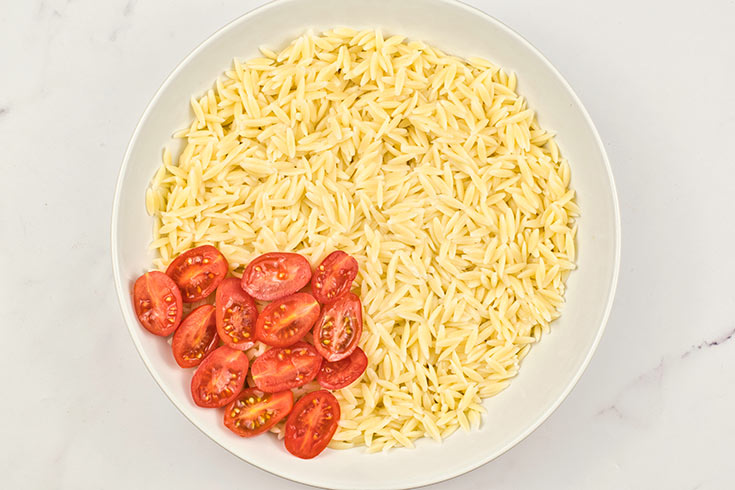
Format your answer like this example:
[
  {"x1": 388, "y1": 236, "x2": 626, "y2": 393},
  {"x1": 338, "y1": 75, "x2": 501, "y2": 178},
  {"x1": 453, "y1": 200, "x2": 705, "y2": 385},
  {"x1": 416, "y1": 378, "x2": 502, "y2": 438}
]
[
  {"x1": 313, "y1": 293, "x2": 363, "y2": 362},
  {"x1": 132, "y1": 271, "x2": 183, "y2": 336},
  {"x1": 317, "y1": 347, "x2": 368, "y2": 390},
  {"x1": 223, "y1": 388, "x2": 294, "y2": 437},
  {"x1": 250, "y1": 342, "x2": 322, "y2": 392},
  {"x1": 215, "y1": 277, "x2": 258, "y2": 351},
  {"x1": 190, "y1": 345, "x2": 249, "y2": 408},
  {"x1": 255, "y1": 293, "x2": 320, "y2": 347},
  {"x1": 240, "y1": 252, "x2": 311, "y2": 301},
  {"x1": 166, "y1": 245, "x2": 228, "y2": 302},
  {"x1": 172, "y1": 304, "x2": 218, "y2": 368},
  {"x1": 284, "y1": 390, "x2": 340, "y2": 459},
  {"x1": 311, "y1": 251, "x2": 358, "y2": 303}
]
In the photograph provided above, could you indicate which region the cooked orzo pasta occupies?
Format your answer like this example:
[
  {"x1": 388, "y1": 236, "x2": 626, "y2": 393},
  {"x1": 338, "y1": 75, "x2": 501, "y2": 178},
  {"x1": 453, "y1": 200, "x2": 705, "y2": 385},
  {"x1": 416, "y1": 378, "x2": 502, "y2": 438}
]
[{"x1": 146, "y1": 27, "x2": 579, "y2": 451}]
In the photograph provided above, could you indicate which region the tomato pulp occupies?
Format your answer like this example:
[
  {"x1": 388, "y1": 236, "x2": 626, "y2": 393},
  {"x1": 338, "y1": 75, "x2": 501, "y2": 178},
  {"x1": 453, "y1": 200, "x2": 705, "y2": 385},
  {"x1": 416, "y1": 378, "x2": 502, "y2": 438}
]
[
  {"x1": 166, "y1": 245, "x2": 228, "y2": 302},
  {"x1": 284, "y1": 390, "x2": 340, "y2": 459},
  {"x1": 311, "y1": 251, "x2": 358, "y2": 303},
  {"x1": 255, "y1": 293, "x2": 320, "y2": 347},
  {"x1": 132, "y1": 271, "x2": 183, "y2": 336},
  {"x1": 215, "y1": 277, "x2": 258, "y2": 350},
  {"x1": 224, "y1": 388, "x2": 294, "y2": 437},
  {"x1": 172, "y1": 304, "x2": 219, "y2": 368},
  {"x1": 313, "y1": 293, "x2": 363, "y2": 362},
  {"x1": 240, "y1": 252, "x2": 311, "y2": 301},
  {"x1": 250, "y1": 342, "x2": 322, "y2": 392},
  {"x1": 317, "y1": 347, "x2": 368, "y2": 390},
  {"x1": 191, "y1": 346, "x2": 249, "y2": 408}
]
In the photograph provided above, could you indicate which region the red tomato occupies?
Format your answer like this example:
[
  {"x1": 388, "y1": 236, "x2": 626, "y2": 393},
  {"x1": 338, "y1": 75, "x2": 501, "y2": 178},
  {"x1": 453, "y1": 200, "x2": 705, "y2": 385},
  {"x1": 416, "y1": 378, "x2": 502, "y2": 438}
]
[
  {"x1": 166, "y1": 245, "x2": 228, "y2": 302},
  {"x1": 250, "y1": 342, "x2": 322, "y2": 392},
  {"x1": 240, "y1": 252, "x2": 311, "y2": 301},
  {"x1": 313, "y1": 293, "x2": 363, "y2": 362},
  {"x1": 190, "y1": 346, "x2": 248, "y2": 408},
  {"x1": 316, "y1": 347, "x2": 368, "y2": 390},
  {"x1": 311, "y1": 251, "x2": 358, "y2": 303},
  {"x1": 284, "y1": 390, "x2": 340, "y2": 459},
  {"x1": 171, "y1": 305, "x2": 219, "y2": 368},
  {"x1": 132, "y1": 271, "x2": 183, "y2": 336},
  {"x1": 223, "y1": 388, "x2": 293, "y2": 437},
  {"x1": 255, "y1": 293, "x2": 320, "y2": 347},
  {"x1": 215, "y1": 278, "x2": 258, "y2": 351}
]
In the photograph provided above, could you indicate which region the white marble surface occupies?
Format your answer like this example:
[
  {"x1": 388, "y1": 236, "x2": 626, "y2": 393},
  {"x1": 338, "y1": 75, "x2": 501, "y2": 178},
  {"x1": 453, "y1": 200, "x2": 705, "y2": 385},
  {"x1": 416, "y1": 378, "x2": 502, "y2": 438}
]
[{"x1": 2, "y1": 0, "x2": 734, "y2": 488}]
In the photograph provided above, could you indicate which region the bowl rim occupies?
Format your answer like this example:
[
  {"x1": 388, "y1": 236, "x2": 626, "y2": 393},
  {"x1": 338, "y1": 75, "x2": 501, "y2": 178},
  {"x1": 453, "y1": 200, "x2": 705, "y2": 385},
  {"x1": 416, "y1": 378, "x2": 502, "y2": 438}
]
[{"x1": 111, "y1": 0, "x2": 621, "y2": 487}]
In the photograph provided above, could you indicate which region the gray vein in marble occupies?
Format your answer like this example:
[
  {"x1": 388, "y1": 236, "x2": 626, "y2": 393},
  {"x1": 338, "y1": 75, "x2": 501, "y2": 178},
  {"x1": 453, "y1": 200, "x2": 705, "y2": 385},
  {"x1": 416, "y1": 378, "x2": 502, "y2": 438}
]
[
  {"x1": 681, "y1": 326, "x2": 735, "y2": 358},
  {"x1": 36, "y1": 0, "x2": 68, "y2": 19},
  {"x1": 596, "y1": 358, "x2": 664, "y2": 421},
  {"x1": 123, "y1": 0, "x2": 136, "y2": 16},
  {"x1": 597, "y1": 325, "x2": 735, "y2": 421},
  {"x1": 110, "y1": 1, "x2": 137, "y2": 42},
  {"x1": 0, "y1": 107, "x2": 7, "y2": 116},
  {"x1": 596, "y1": 404, "x2": 624, "y2": 419}
]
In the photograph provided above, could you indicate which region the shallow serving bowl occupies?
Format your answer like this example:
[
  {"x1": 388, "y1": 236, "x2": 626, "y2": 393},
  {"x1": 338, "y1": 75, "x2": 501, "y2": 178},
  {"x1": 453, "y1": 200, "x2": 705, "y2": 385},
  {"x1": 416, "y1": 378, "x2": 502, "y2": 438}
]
[{"x1": 111, "y1": 0, "x2": 620, "y2": 487}]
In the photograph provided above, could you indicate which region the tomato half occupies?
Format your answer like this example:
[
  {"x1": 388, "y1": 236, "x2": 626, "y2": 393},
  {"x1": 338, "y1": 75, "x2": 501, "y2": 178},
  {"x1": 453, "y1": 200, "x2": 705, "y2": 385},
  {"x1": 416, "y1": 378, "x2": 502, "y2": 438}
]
[
  {"x1": 311, "y1": 251, "x2": 358, "y2": 303},
  {"x1": 255, "y1": 293, "x2": 320, "y2": 347},
  {"x1": 317, "y1": 347, "x2": 368, "y2": 390},
  {"x1": 132, "y1": 271, "x2": 183, "y2": 336},
  {"x1": 250, "y1": 342, "x2": 322, "y2": 392},
  {"x1": 215, "y1": 278, "x2": 258, "y2": 351},
  {"x1": 224, "y1": 388, "x2": 293, "y2": 437},
  {"x1": 240, "y1": 252, "x2": 311, "y2": 301},
  {"x1": 190, "y1": 345, "x2": 249, "y2": 408},
  {"x1": 171, "y1": 305, "x2": 219, "y2": 368},
  {"x1": 166, "y1": 245, "x2": 228, "y2": 302},
  {"x1": 313, "y1": 293, "x2": 363, "y2": 362},
  {"x1": 284, "y1": 390, "x2": 340, "y2": 459}
]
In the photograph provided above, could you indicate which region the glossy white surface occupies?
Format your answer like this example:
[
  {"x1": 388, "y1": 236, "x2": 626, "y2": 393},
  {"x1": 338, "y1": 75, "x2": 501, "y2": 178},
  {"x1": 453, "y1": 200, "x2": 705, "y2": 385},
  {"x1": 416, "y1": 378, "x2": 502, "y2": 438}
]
[{"x1": 2, "y1": 0, "x2": 734, "y2": 489}]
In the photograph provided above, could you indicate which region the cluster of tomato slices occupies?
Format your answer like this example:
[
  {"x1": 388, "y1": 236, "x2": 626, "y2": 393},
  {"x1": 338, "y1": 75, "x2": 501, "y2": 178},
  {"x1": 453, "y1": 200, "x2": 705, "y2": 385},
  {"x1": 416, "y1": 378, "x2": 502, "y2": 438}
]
[{"x1": 131, "y1": 245, "x2": 366, "y2": 459}]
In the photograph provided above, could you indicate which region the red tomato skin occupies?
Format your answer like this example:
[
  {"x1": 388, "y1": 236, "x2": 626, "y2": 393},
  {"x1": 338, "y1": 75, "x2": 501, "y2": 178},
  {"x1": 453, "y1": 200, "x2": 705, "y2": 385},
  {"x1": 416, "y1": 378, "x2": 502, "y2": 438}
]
[
  {"x1": 313, "y1": 293, "x2": 363, "y2": 362},
  {"x1": 223, "y1": 388, "x2": 293, "y2": 437},
  {"x1": 132, "y1": 271, "x2": 183, "y2": 336},
  {"x1": 240, "y1": 252, "x2": 311, "y2": 301},
  {"x1": 311, "y1": 251, "x2": 359, "y2": 303},
  {"x1": 190, "y1": 346, "x2": 249, "y2": 408},
  {"x1": 171, "y1": 305, "x2": 219, "y2": 368},
  {"x1": 215, "y1": 278, "x2": 258, "y2": 351},
  {"x1": 250, "y1": 342, "x2": 322, "y2": 392},
  {"x1": 317, "y1": 347, "x2": 368, "y2": 390},
  {"x1": 255, "y1": 293, "x2": 320, "y2": 347},
  {"x1": 166, "y1": 245, "x2": 229, "y2": 303},
  {"x1": 284, "y1": 390, "x2": 341, "y2": 459}
]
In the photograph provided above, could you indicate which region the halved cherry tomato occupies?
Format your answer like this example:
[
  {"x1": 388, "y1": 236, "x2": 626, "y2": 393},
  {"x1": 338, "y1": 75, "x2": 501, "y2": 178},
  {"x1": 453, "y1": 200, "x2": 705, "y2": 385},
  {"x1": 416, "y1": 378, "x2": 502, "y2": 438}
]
[
  {"x1": 172, "y1": 304, "x2": 219, "y2": 368},
  {"x1": 223, "y1": 388, "x2": 293, "y2": 437},
  {"x1": 317, "y1": 347, "x2": 368, "y2": 390},
  {"x1": 313, "y1": 293, "x2": 363, "y2": 362},
  {"x1": 240, "y1": 252, "x2": 311, "y2": 301},
  {"x1": 190, "y1": 345, "x2": 248, "y2": 408},
  {"x1": 250, "y1": 342, "x2": 322, "y2": 392},
  {"x1": 215, "y1": 278, "x2": 258, "y2": 351},
  {"x1": 166, "y1": 245, "x2": 228, "y2": 302},
  {"x1": 284, "y1": 390, "x2": 340, "y2": 459},
  {"x1": 132, "y1": 271, "x2": 183, "y2": 336},
  {"x1": 255, "y1": 293, "x2": 320, "y2": 347},
  {"x1": 311, "y1": 251, "x2": 358, "y2": 303}
]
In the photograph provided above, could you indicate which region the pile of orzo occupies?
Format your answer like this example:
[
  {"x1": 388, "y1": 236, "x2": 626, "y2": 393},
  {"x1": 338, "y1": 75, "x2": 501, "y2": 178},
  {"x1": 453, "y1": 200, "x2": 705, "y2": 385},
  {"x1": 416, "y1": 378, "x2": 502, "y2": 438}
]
[{"x1": 145, "y1": 27, "x2": 579, "y2": 452}]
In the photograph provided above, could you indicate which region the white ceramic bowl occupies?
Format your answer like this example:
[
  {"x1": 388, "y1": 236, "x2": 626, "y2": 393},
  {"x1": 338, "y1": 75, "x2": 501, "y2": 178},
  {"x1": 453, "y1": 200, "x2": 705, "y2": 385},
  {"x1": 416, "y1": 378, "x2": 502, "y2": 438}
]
[{"x1": 112, "y1": 0, "x2": 620, "y2": 488}]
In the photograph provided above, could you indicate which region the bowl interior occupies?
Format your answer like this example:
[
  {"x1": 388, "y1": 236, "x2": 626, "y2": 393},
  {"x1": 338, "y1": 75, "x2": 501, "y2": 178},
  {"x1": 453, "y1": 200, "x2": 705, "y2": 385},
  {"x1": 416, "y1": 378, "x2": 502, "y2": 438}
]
[{"x1": 112, "y1": 0, "x2": 619, "y2": 488}]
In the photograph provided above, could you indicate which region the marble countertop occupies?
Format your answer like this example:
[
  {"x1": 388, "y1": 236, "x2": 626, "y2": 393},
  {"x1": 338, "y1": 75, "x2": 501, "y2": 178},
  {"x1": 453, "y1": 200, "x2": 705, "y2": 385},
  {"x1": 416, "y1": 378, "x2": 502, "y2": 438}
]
[{"x1": 2, "y1": 0, "x2": 734, "y2": 488}]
